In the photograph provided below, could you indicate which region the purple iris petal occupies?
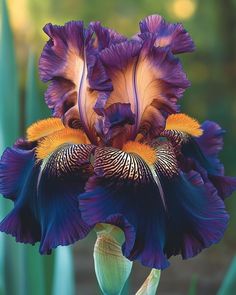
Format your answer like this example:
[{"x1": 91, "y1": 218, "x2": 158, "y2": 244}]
[
  {"x1": 183, "y1": 121, "x2": 236, "y2": 199},
  {"x1": 0, "y1": 146, "x2": 35, "y2": 200},
  {"x1": 80, "y1": 172, "x2": 169, "y2": 269},
  {"x1": 37, "y1": 161, "x2": 92, "y2": 254},
  {"x1": 39, "y1": 21, "x2": 112, "y2": 143},
  {"x1": 90, "y1": 21, "x2": 127, "y2": 51},
  {"x1": 79, "y1": 146, "x2": 228, "y2": 269},
  {"x1": 0, "y1": 144, "x2": 93, "y2": 253},
  {"x1": 209, "y1": 175, "x2": 236, "y2": 199},
  {"x1": 196, "y1": 120, "x2": 225, "y2": 174},
  {"x1": 139, "y1": 14, "x2": 195, "y2": 54},
  {"x1": 99, "y1": 37, "x2": 189, "y2": 140},
  {"x1": 0, "y1": 147, "x2": 41, "y2": 243},
  {"x1": 163, "y1": 171, "x2": 228, "y2": 259}
]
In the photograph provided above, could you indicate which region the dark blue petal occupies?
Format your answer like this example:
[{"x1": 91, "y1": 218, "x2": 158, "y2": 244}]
[
  {"x1": 80, "y1": 174, "x2": 169, "y2": 269},
  {"x1": 79, "y1": 146, "x2": 229, "y2": 269},
  {"x1": 37, "y1": 164, "x2": 92, "y2": 254},
  {"x1": 163, "y1": 172, "x2": 229, "y2": 259},
  {"x1": 0, "y1": 146, "x2": 35, "y2": 200},
  {"x1": 0, "y1": 148, "x2": 41, "y2": 243},
  {"x1": 0, "y1": 143, "x2": 94, "y2": 252}
]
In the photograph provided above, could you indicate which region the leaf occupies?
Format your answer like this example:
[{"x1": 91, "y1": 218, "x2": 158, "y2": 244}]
[
  {"x1": 217, "y1": 256, "x2": 236, "y2": 295},
  {"x1": 0, "y1": 1, "x2": 23, "y2": 295},
  {"x1": 52, "y1": 247, "x2": 76, "y2": 295},
  {"x1": 25, "y1": 52, "x2": 44, "y2": 126},
  {"x1": 0, "y1": 0, "x2": 19, "y2": 148},
  {"x1": 188, "y1": 274, "x2": 198, "y2": 295}
]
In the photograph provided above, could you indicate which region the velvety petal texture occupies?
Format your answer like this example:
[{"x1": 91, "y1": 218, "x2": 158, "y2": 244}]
[
  {"x1": 99, "y1": 38, "x2": 189, "y2": 144},
  {"x1": 37, "y1": 143, "x2": 95, "y2": 253},
  {"x1": 39, "y1": 21, "x2": 112, "y2": 143},
  {"x1": 139, "y1": 14, "x2": 195, "y2": 54},
  {"x1": 161, "y1": 115, "x2": 236, "y2": 200},
  {"x1": 79, "y1": 142, "x2": 228, "y2": 269},
  {"x1": 0, "y1": 145, "x2": 41, "y2": 244},
  {"x1": 0, "y1": 126, "x2": 95, "y2": 253},
  {"x1": 91, "y1": 21, "x2": 127, "y2": 51},
  {"x1": 196, "y1": 121, "x2": 236, "y2": 199}
]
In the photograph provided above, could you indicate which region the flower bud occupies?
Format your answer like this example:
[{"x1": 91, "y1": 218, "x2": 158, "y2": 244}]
[{"x1": 94, "y1": 224, "x2": 133, "y2": 295}]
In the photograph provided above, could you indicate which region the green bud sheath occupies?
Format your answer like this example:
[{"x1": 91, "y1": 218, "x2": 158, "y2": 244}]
[
  {"x1": 94, "y1": 224, "x2": 133, "y2": 295},
  {"x1": 135, "y1": 269, "x2": 161, "y2": 295}
]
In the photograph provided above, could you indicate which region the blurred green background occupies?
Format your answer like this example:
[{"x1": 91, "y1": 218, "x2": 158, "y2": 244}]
[{"x1": 0, "y1": 0, "x2": 236, "y2": 294}]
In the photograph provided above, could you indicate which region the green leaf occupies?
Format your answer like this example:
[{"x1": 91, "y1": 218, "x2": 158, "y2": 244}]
[
  {"x1": 188, "y1": 275, "x2": 198, "y2": 295},
  {"x1": 25, "y1": 51, "x2": 48, "y2": 126},
  {"x1": 52, "y1": 247, "x2": 76, "y2": 295},
  {"x1": 0, "y1": 1, "x2": 24, "y2": 295},
  {"x1": 24, "y1": 246, "x2": 45, "y2": 295},
  {"x1": 217, "y1": 256, "x2": 236, "y2": 295}
]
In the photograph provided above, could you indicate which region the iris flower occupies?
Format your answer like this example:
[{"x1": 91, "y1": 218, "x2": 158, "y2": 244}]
[{"x1": 0, "y1": 15, "x2": 236, "y2": 271}]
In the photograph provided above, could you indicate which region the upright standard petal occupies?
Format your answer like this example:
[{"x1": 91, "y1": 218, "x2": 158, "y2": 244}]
[
  {"x1": 100, "y1": 38, "x2": 189, "y2": 143},
  {"x1": 79, "y1": 141, "x2": 228, "y2": 269},
  {"x1": 90, "y1": 21, "x2": 126, "y2": 51},
  {"x1": 139, "y1": 14, "x2": 195, "y2": 54},
  {"x1": 39, "y1": 21, "x2": 112, "y2": 143}
]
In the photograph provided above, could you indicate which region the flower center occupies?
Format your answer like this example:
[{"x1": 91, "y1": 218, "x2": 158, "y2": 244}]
[{"x1": 122, "y1": 141, "x2": 157, "y2": 166}]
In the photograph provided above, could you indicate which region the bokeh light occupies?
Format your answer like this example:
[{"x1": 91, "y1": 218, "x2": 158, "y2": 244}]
[{"x1": 171, "y1": 0, "x2": 197, "y2": 19}]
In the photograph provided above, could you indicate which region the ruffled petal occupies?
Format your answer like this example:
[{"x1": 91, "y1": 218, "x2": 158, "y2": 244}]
[
  {"x1": 168, "y1": 119, "x2": 236, "y2": 199},
  {"x1": 163, "y1": 170, "x2": 228, "y2": 259},
  {"x1": 95, "y1": 103, "x2": 135, "y2": 147},
  {"x1": 79, "y1": 142, "x2": 228, "y2": 269},
  {"x1": 80, "y1": 146, "x2": 169, "y2": 269},
  {"x1": 100, "y1": 38, "x2": 189, "y2": 141},
  {"x1": 37, "y1": 143, "x2": 95, "y2": 253},
  {"x1": 0, "y1": 138, "x2": 94, "y2": 252},
  {"x1": 139, "y1": 14, "x2": 195, "y2": 54},
  {"x1": 196, "y1": 121, "x2": 225, "y2": 174},
  {"x1": 0, "y1": 146, "x2": 35, "y2": 200},
  {"x1": 39, "y1": 21, "x2": 112, "y2": 143},
  {"x1": 0, "y1": 146, "x2": 41, "y2": 243},
  {"x1": 90, "y1": 21, "x2": 127, "y2": 51}
]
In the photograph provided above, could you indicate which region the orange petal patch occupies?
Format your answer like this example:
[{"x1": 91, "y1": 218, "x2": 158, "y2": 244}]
[
  {"x1": 122, "y1": 141, "x2": 157, "y2": 166},
  {"x1": 165, "y1": 113, "x2": 203, "y2": 137},
  {"x1": 36, "y1": 128, "x2": 89, "y2": 160},
  {"x1": 26, "y1": 118, "x2": 65, "y2": 141}
]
